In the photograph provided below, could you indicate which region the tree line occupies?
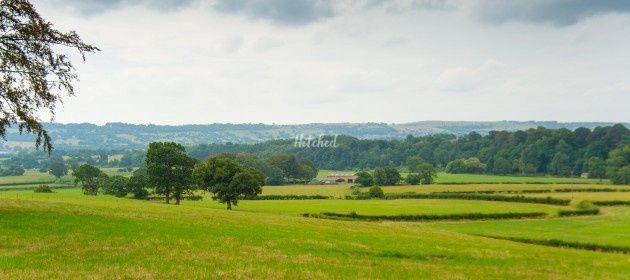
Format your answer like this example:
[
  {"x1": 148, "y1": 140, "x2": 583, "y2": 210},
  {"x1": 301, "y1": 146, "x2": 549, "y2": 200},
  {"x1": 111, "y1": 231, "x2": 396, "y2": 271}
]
[
  {"x1": 71, "y1": 142, "x2": 268, "y2": 209},
  {"x1": 188, "y1": 124, "x2": 629, "y2": 183}
]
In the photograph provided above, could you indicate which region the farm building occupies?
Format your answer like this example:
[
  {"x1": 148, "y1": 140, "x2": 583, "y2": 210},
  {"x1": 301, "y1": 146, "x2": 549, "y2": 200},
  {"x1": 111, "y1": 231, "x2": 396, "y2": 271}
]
[
  {"x1": 309, "y1": 173, "x2": 358, "y2": 184},
  {"x1": 326, "y1": 173, "x2": 357, "y2": 184}
]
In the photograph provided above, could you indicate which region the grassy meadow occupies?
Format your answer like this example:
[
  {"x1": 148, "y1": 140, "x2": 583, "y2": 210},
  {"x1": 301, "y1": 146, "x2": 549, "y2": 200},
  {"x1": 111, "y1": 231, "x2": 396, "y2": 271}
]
[
  {"x1": 1, "y1": 171, "x2": 629, "y2": 279},
  {"x1": 318, "y1": 170, "x2": 606, "y2": 184}
]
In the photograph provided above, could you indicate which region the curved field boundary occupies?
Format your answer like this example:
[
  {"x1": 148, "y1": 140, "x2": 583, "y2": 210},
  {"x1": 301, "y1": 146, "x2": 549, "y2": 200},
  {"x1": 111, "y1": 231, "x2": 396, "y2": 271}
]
[
  {"x1": 433, "y1": 188, "x2": 630, "y2": 195},
  {"x1": 246, "y1": 195, "x2": 331, "y2": 200},
  {"x1": 592, "y1": 201, "x2": 630, "y2": 206},
  {"x1": 557, "y1": 208, "x2": 600, "y2": 216},
  {"x1": 476, "y1": 235, "x2": 630, "y2": 254},
  {"x1": 0, "y1": 181, "x2": 57, "y2": 187},
  {"x1": 303, "y1": 211, "x2": 548, "y2": 222},
  {"x1": 379, "y1": 193, "x2": 571, "y2": 205}
]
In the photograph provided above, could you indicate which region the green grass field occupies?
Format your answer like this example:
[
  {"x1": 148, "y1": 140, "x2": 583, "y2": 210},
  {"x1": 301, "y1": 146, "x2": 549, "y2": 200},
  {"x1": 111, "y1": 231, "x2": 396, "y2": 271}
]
[
  {"x1": 318, "y1": 170, "x2": 606, "y2": 184},
  {"x1": 263, "y1": 183, "x2": 627, "y2": 198},
  {"x1": 0, "y1": 168, "x2": 133, "y2": 191},
  {"x1": 186, "y1": 197, "x2": 563, "y2": 216},
  {"x1": 1, "y1": 176, "x2": 629, "y2": 279}
]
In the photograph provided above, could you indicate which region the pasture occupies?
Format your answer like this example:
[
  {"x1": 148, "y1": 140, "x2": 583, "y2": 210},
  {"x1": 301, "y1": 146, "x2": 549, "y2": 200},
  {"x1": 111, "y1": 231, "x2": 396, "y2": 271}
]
[
  {"x1": 318, "y1": 170, "x2": 606, "y2": 184},
  {"x1": 1, "y1": 177, "x2": 629, "y2": 279}
]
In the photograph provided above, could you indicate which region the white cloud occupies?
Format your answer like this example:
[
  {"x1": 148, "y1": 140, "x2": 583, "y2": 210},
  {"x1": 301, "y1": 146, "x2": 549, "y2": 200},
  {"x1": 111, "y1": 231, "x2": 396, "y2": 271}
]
[{"x1": 32, "y1": 1, "x2": 630, "y2": 125}]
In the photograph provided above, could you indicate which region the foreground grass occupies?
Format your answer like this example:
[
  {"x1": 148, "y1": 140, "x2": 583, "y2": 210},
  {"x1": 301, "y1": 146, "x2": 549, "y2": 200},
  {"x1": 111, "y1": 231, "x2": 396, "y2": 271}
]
[
  {"x1": 262, "y1": 184, "x2": 625, "y2": 198},
  {"x1": 1, "y1": 192, "x2": 629, "y2": 279},
  {"x1": 428, "y1": 207, "x2": 630, "y2": 248}
]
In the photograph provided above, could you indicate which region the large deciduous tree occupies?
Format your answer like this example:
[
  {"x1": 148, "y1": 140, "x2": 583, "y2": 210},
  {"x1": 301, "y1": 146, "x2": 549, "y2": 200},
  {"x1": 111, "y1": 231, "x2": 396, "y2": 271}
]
[
  {"x1": 194, "y1": 157, "x2": 265, "y2": 210},
  {"x1": 72, "y1": 164, "x2": 104, "y2": 195},
  {"x1": 127, "y1": 168, "x2": 149, "y2": 199},
  {"x1": 0, "y1": 0, "x2": 98, "y2": 151},
  {"x1": 47, "y1": 155, "x2": 67, "y2": 178},
  {"x1": 145, "y1": 142, "x2": 196, "y2": 205},
  {"x1": 373, "y1": 166, "x2": 400, "y2": 186}
]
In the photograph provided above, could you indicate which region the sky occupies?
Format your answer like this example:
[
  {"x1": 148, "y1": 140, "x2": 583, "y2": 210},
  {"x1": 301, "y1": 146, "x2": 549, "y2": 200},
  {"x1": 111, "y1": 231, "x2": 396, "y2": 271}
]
[{"x1": 34, "y1": 0, "x2": 630, "y2": 125}]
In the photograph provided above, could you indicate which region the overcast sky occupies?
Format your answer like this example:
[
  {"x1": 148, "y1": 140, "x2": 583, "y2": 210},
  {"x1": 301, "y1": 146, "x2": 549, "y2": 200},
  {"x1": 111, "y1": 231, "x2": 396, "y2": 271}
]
[{"x1": 34, "y1": 0, "x2": 630, "y2": 125}]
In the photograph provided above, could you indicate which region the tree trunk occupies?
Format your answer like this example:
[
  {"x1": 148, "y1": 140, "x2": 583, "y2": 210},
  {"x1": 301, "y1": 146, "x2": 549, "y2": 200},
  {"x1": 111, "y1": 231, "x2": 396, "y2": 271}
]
[
  {"x1": 165, "y1": 192, "x2": 170, "y2": 204},
  {"x1": 175, "y1": 195, "x2": 180, "y2": 205},
  {"x1": 226, "y1": 200, "x2": 232, "y2": 210}
]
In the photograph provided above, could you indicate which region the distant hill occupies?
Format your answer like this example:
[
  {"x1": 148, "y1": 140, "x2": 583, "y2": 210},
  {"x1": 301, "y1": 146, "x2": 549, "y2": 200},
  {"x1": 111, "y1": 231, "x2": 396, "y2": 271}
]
[{"x1": 1, "y1": 121, "x2": 626, "y2": 151}]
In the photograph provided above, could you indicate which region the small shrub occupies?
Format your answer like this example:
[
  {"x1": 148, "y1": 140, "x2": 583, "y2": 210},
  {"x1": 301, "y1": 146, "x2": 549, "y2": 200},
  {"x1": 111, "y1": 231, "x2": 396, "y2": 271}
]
[
  {"x1": 34, "y1": 185, "x2": 53, "y2": 193},
  {"x1": 577, "y1": 200, "x2": 596, "y2": 210},
  {"x1": 349, "y1": 185, "x2": 362, "y2": 196},
  {"x1": 368, "y1": 186, "x2": 385, "y2": 198}
]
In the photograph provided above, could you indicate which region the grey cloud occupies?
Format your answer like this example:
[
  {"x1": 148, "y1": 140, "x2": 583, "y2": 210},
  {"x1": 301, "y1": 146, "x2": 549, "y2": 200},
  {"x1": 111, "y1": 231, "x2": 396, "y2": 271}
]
[
  {"x1": 213, "y1": 0, "x2": 334, "y2": 26},
  {"x1": 474, "y1": 0, "x2": 630, "y2": 26},
  {"x1": 365, "y1": 0, "x2": 456, "y2": 12},
  {"x1": 57, "y1": 0, "x2": 196, "y2": 15}
]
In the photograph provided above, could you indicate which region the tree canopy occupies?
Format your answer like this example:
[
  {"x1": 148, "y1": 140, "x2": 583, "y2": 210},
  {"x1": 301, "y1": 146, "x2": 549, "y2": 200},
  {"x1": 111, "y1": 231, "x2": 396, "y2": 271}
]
[
  {"x1": 72, "y1": 164, "x2": 104, "y2": 195},
  {"x1": 145, "y1": 142, "x2": 196, "y2": 204},
  {"x1": 0, "y1": 0, "x2": 98, "y2": 152},
  {"x1": 194, "y1": 157, "x2": 265, "y2": 210}
]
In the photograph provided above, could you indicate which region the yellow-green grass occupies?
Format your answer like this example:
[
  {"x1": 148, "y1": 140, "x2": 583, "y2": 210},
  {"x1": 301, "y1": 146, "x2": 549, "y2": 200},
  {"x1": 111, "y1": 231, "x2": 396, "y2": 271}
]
[
  {"x1": 0, "y1": 168, "x2": 132, "y2": 191},
  {"x1": 262, "y1": 184, "x2": 624, "y2": 198},
  {"x1": 0, "y1": 170, "x2": 58, "y2": 186},
  {"x1": 431, "y1": 172, "x2": 605, "y2": 184},
  {"x1": 185, "y1": 198, "x2": 563, "y2": 216},
  {"x1": 319, "y1": 170, "x2": 606, "y2": 184},
  {"x1": 1, "y1": 189, "x2": 629, "y2": 279},
  {"x1": 428, "y1": 207, "x2": 630, "y2": 248}
]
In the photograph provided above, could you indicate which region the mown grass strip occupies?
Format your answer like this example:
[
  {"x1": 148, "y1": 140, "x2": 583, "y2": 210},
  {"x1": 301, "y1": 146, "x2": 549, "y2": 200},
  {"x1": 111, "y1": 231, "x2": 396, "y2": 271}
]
[
  {"x1": 245, "y1": 194, "x2": 330, "y2": 200},
  {"x1": 432, "y1": 190, "x2": 552, "y2": 194},
  {"x1": 0, "y1": 181, "x2": 57, "y2": 187},
  {"x1": 433, "y1": 188, "x2": 630, "y2": 195},
  {"x1": 476, "y1": 235, "x2": 630, "y2": 254},
  {"x1": 555, "y1": 188, "x2": 630, "y2": 193},
  {"x1": 0, "y1": 184, "x2": 74, "y2": 192},
  {"x1": 592, "y1": 200, "x2": 630, "y2": 206},
  {"x1": 557, "y1": 208, "x2": 600, "y2": 216},
  {"x1": 303, "y1": 211, "x2": 548, "y2": 222},
  {"x1": 377, "y1": 193, "x2": 571, "y2": 205}
]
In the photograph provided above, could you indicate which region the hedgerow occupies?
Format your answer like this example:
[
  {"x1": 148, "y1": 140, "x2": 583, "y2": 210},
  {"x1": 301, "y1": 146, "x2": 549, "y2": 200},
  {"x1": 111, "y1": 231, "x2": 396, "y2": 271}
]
[
  {"x1": 478, "y1": 235, "x2": 630, "y2": 254},
  {"x1": 382, "y1": 193, "x2": 571, "y2": 205},
  {"x1": 245, "y1": 194, "x2": 330, "y2": 200},
  {"x1": 592, "y1": 200, "x2": 630, "y2": 206},
  {"x1": 557, "y1": 208, "x2": 600, "y2": 216},
  {"x1": 555, "y1": 188, "x2": 630, "y2": 193},
  {"x1": 303, "y1": 211, "x2": 547, "y2": 222}
]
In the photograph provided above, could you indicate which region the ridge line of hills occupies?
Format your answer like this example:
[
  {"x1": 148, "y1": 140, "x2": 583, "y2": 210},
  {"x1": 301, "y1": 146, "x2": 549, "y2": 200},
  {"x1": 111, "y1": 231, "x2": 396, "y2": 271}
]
[{"x1": 1, "y1": 121, "x2": 627, "y2": 151}]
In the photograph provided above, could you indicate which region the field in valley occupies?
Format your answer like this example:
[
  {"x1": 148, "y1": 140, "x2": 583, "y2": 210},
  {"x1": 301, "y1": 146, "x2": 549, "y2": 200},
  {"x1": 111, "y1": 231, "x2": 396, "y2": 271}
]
[
  {"x1": 0, "y1": 171, "x2": 629, "y2": 279},
  {"x1": 318, "y1": 170, "x2": 606, "y2": 184}
]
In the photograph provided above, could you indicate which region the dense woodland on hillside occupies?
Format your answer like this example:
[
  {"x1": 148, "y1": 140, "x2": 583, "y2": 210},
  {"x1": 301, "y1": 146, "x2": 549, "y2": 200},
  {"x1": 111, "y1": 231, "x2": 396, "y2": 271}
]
[{"x1": 188, "y1": 124, "x2": 629, "y2": 176}]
